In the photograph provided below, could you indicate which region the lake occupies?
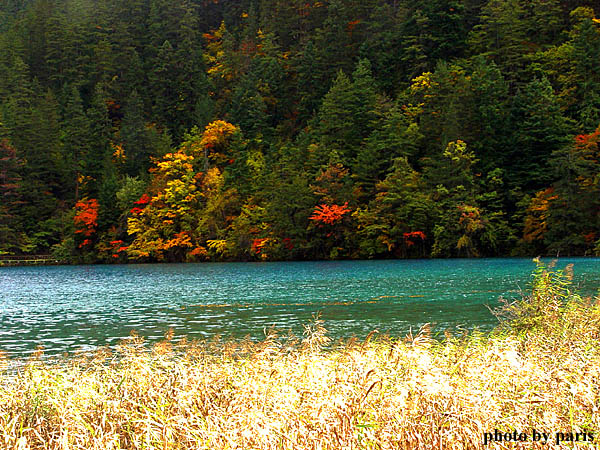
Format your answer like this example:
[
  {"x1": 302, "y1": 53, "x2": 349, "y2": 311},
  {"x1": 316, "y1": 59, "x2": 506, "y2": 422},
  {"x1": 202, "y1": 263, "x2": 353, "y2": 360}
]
[{"x1": 1, "y1": 258, "x2": 599, "y2": 358}]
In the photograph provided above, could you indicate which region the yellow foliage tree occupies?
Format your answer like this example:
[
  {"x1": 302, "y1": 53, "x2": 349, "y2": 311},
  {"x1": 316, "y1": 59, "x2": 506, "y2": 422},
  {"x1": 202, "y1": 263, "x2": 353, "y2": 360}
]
[
  {"x1": 127, "y1": 151, "x2": 201, "y2": 261},
  {"x1": 126, "y1": 120, "x2": 240, "y2": 262}
]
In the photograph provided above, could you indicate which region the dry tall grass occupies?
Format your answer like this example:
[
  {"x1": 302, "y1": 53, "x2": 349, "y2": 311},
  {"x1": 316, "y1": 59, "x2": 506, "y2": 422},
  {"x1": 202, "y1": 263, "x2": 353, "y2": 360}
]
[{"x1": 1, "y1": 262, "x2": 599, "y2": 450}]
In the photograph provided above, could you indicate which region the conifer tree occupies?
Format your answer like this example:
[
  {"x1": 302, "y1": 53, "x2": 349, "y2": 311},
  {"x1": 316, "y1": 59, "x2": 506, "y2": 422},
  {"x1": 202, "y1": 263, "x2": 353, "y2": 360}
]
[
  {"x1": 468, "y1": 57, "x2": 511, "y2": 173},
  {"x1": 86, "y1": 84, "x2": 113, "y2": 196},
  {"x1": 510, "y1": 77, "x2": 572, "y2": 191},
  {"x1": 315, "y1": 60, "x2": 377, "y2": 168},
  {"x1": 0, "y1": 139, "x2": 23, "y2": 254},
  {"x1": 468, "y1": 0, "x2": 528, "y2": 85},
  {"x1": 570, "y1": 14, "x2": 600, "y2": 131},
  {"x1": 354, "y1": 103, "x2": 420, "y2": 200},
  {"x1": 120, "y1": 89, "x2": 152, "y2": 177},
  {"x1": 62, "y1": 85, "x2": 92, "y2": 201}
]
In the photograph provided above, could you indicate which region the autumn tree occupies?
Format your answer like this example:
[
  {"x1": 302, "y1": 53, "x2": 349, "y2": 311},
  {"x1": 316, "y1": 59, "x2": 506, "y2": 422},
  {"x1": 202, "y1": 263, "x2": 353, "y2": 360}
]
[
  {"x1": 127, "y1": 120, "x2": 240, "y2": 262},
  {"x1": 127, "y1": 151, "x2": 201, "y2": 261},
  {"x1": 73, "y1": 198, "x2": 99, "y2": 249}
]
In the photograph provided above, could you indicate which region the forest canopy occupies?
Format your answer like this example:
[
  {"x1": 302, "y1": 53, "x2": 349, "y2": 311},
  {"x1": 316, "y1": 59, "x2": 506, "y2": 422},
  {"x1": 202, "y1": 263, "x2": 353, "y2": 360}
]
[{"x1": 1, "y1": 0, "x2": 599, "y2": 262}]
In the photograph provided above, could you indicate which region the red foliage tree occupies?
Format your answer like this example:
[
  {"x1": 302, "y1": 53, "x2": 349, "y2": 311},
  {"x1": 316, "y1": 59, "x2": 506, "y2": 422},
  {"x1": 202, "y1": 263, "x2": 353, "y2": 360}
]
[
  {"x1": 74, "y1": 198, "x2": 99, "y2": 248},
  {"x1": 251, "y1": 238, "x2": 269, "y2": 254},
  {"x1": 403, "y1": 231, "x2": 426, "y2": 247},
  {"x1": 130, "y1": 193, "x2": 151, "y2": 215}
]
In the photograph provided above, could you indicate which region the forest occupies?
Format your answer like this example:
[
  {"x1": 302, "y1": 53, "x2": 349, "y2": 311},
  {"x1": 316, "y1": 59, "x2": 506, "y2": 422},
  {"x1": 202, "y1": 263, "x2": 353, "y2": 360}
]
[{"x1": 0, "y1": 0, "x2": 599, "y2": 263}]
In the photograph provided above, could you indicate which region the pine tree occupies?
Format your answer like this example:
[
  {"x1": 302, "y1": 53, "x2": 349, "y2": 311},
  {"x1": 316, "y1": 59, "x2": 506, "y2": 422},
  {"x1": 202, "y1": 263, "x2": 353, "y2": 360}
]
[
  {"x1": 293, "y1": 39, "x2": 324, "y2": 123},
  {"x1": 0, "y1": 139, "x2": 23, "y2": 254},
  {"x1": 570, "y1": 15, "x2": 600, "y2": 131},
  {"x1": 523, "y1": 0, "x2": 564, "y2": 48},
  {"x1": 1, "y1": 56, "x2": 34, "y2": 151},
  {"x1": 6, "y1": 84, "x2": 62, "y2": 251},
  {"x1": 401, "y1": 0, "x2": 467, "y2": 75},
  {"x1": 510, "y1": 77, "x2": 572, "y2": 191},
  {"x1": 20, "y1": 0, "x2": 53, "y2": 85},
  {"x1": 469, "y1": 57, "x2": 511, "y2": 173},
  {"x1": 227, "y1": 73, "x2": 270, "y2": 140},
  {"x1": 315, "y1": 60, "x2": 377, "y2": 168},
  {"x1": 358, "y1": 2, "x2": 405, "y2": 94},
  {"x1": 468, "y1": 0, "x2": 528, "y2": 85},
  {"x1": 315, "y1": 70, "x2": 355, "y2": 163},
  {"x1": 354, "y1": 102, "x2": 421, "y2": 199},
  {"x1": 86, "y1": 84, "x2": 113, "y2": 196},
  {"x1": 62, "y1": 85, "x2": 92, "y2": 201},
  {"x1": 45, "y1": 13, "x2": 87, "y2": 90},
  {"x1": 120, "y1": 89, "x2": 152, "y2": 177}
]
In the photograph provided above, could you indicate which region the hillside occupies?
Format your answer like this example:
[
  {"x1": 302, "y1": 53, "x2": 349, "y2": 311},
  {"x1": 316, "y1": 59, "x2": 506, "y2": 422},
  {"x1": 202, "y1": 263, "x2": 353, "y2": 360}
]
[{"x1": 1, "y1": 0, "x2": 599, "y2": 262}]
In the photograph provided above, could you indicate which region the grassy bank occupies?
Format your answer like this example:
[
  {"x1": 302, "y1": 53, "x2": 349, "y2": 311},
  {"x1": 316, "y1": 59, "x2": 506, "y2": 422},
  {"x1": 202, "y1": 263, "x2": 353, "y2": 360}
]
[{"x1": 1, "y1": 262, "x2": 599, "y2": 449}]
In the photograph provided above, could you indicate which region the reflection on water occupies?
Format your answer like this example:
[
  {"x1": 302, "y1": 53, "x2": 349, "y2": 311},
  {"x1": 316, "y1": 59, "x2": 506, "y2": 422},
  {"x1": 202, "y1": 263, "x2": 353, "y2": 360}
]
[{"x1": 1, "y1": 258, "x2": 599, "y2": 358}]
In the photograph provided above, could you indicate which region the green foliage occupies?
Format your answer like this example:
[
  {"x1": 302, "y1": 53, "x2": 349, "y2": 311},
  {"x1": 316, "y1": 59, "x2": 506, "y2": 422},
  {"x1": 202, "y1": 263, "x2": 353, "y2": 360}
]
[
  {"x1": 0, "y1": 139, "x2": 22, "y2": 254},
  {"x1": 468, "y1": 0, "x2": 528, "y2": 82},
  {"x1": 401, "y1": 0, "x2": 468, "y2": 76},
  {"x1": 120, "y1": 89, "x2": 153, "y2": 177},
  {"x1": 510, "y1": 77, "x2": 572, "y2": 191},
  {"x1": 115, "y1": 176, "x2": 147, "y2": 212},
  {"x1": 1, "y1": 0, "x2": 599, "y2": 261}
]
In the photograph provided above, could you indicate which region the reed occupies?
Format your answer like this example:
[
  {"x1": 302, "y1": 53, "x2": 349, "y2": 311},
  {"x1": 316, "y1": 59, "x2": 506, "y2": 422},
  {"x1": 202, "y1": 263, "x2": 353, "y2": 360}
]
[{"x1": 1, "y1": 262, "x2": 598, "y2": 449}]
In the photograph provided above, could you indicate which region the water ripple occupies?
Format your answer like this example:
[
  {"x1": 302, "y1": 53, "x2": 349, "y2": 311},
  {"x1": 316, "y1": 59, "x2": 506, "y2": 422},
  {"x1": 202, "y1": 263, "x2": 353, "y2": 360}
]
[{"x1": 1, "y1": 258, "x2": 599, "y2": 357}]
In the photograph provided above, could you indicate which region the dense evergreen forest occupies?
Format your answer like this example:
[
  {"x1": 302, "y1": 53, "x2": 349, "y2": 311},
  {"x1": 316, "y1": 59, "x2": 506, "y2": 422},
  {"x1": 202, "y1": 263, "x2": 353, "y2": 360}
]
[{"x1": 1, "y1": 0, "x2": 599, "y2": 263}]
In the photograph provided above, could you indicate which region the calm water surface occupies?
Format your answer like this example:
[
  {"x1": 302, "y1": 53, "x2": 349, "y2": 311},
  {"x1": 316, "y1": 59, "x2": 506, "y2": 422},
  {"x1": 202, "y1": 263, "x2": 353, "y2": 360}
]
[{"x1": 1, "y1": 258, "x2": 599, "y2": 358}]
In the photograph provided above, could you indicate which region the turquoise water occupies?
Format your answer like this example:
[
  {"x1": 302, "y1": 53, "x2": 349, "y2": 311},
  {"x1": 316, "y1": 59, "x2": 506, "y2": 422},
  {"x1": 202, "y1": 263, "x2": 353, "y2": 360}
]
[{"x1": 1, "y1": 258, "x2": 599, "y2": 358}]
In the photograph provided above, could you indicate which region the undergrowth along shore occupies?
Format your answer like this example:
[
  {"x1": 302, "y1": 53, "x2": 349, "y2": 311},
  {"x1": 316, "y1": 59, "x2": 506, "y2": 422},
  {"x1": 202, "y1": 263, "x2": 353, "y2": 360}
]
[{"x1": 1, "y1": 261, "x2": 599, "y2": 449}]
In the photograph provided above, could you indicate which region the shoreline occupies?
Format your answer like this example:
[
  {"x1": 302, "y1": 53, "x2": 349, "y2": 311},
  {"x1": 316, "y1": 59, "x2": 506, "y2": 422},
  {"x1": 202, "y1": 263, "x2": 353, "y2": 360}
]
[
  {"x1": 0, "y1": 256, "x2": 63, "y2": 267},
  {"x1": 2, "y1": 254, "x2": 600, "y2": 268}
]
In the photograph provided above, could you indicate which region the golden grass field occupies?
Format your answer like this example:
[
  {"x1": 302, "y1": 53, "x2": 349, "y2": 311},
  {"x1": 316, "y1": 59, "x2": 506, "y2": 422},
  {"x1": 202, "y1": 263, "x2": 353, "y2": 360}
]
[{"x1": 1, "y1": 262, "x2": 599, "y2": 449}]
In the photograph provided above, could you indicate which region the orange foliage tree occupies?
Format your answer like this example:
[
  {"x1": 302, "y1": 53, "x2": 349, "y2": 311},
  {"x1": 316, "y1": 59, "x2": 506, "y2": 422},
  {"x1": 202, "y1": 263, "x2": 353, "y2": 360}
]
[
  {"x1": 308, "y1": 201, "x2": 353, "y2": 259},
  {"x1": 523, "y1": 188, "x2": 559, "y2": 243},
  {"x1": 309, "y1": 202, "x2": 351, "y2": 226},
  {"x1": 180, "y1": 120, "x2": 239, "y2": 170},
  {"x1": 456, "y1": 205, "x2": 487, "y2": 257}
]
